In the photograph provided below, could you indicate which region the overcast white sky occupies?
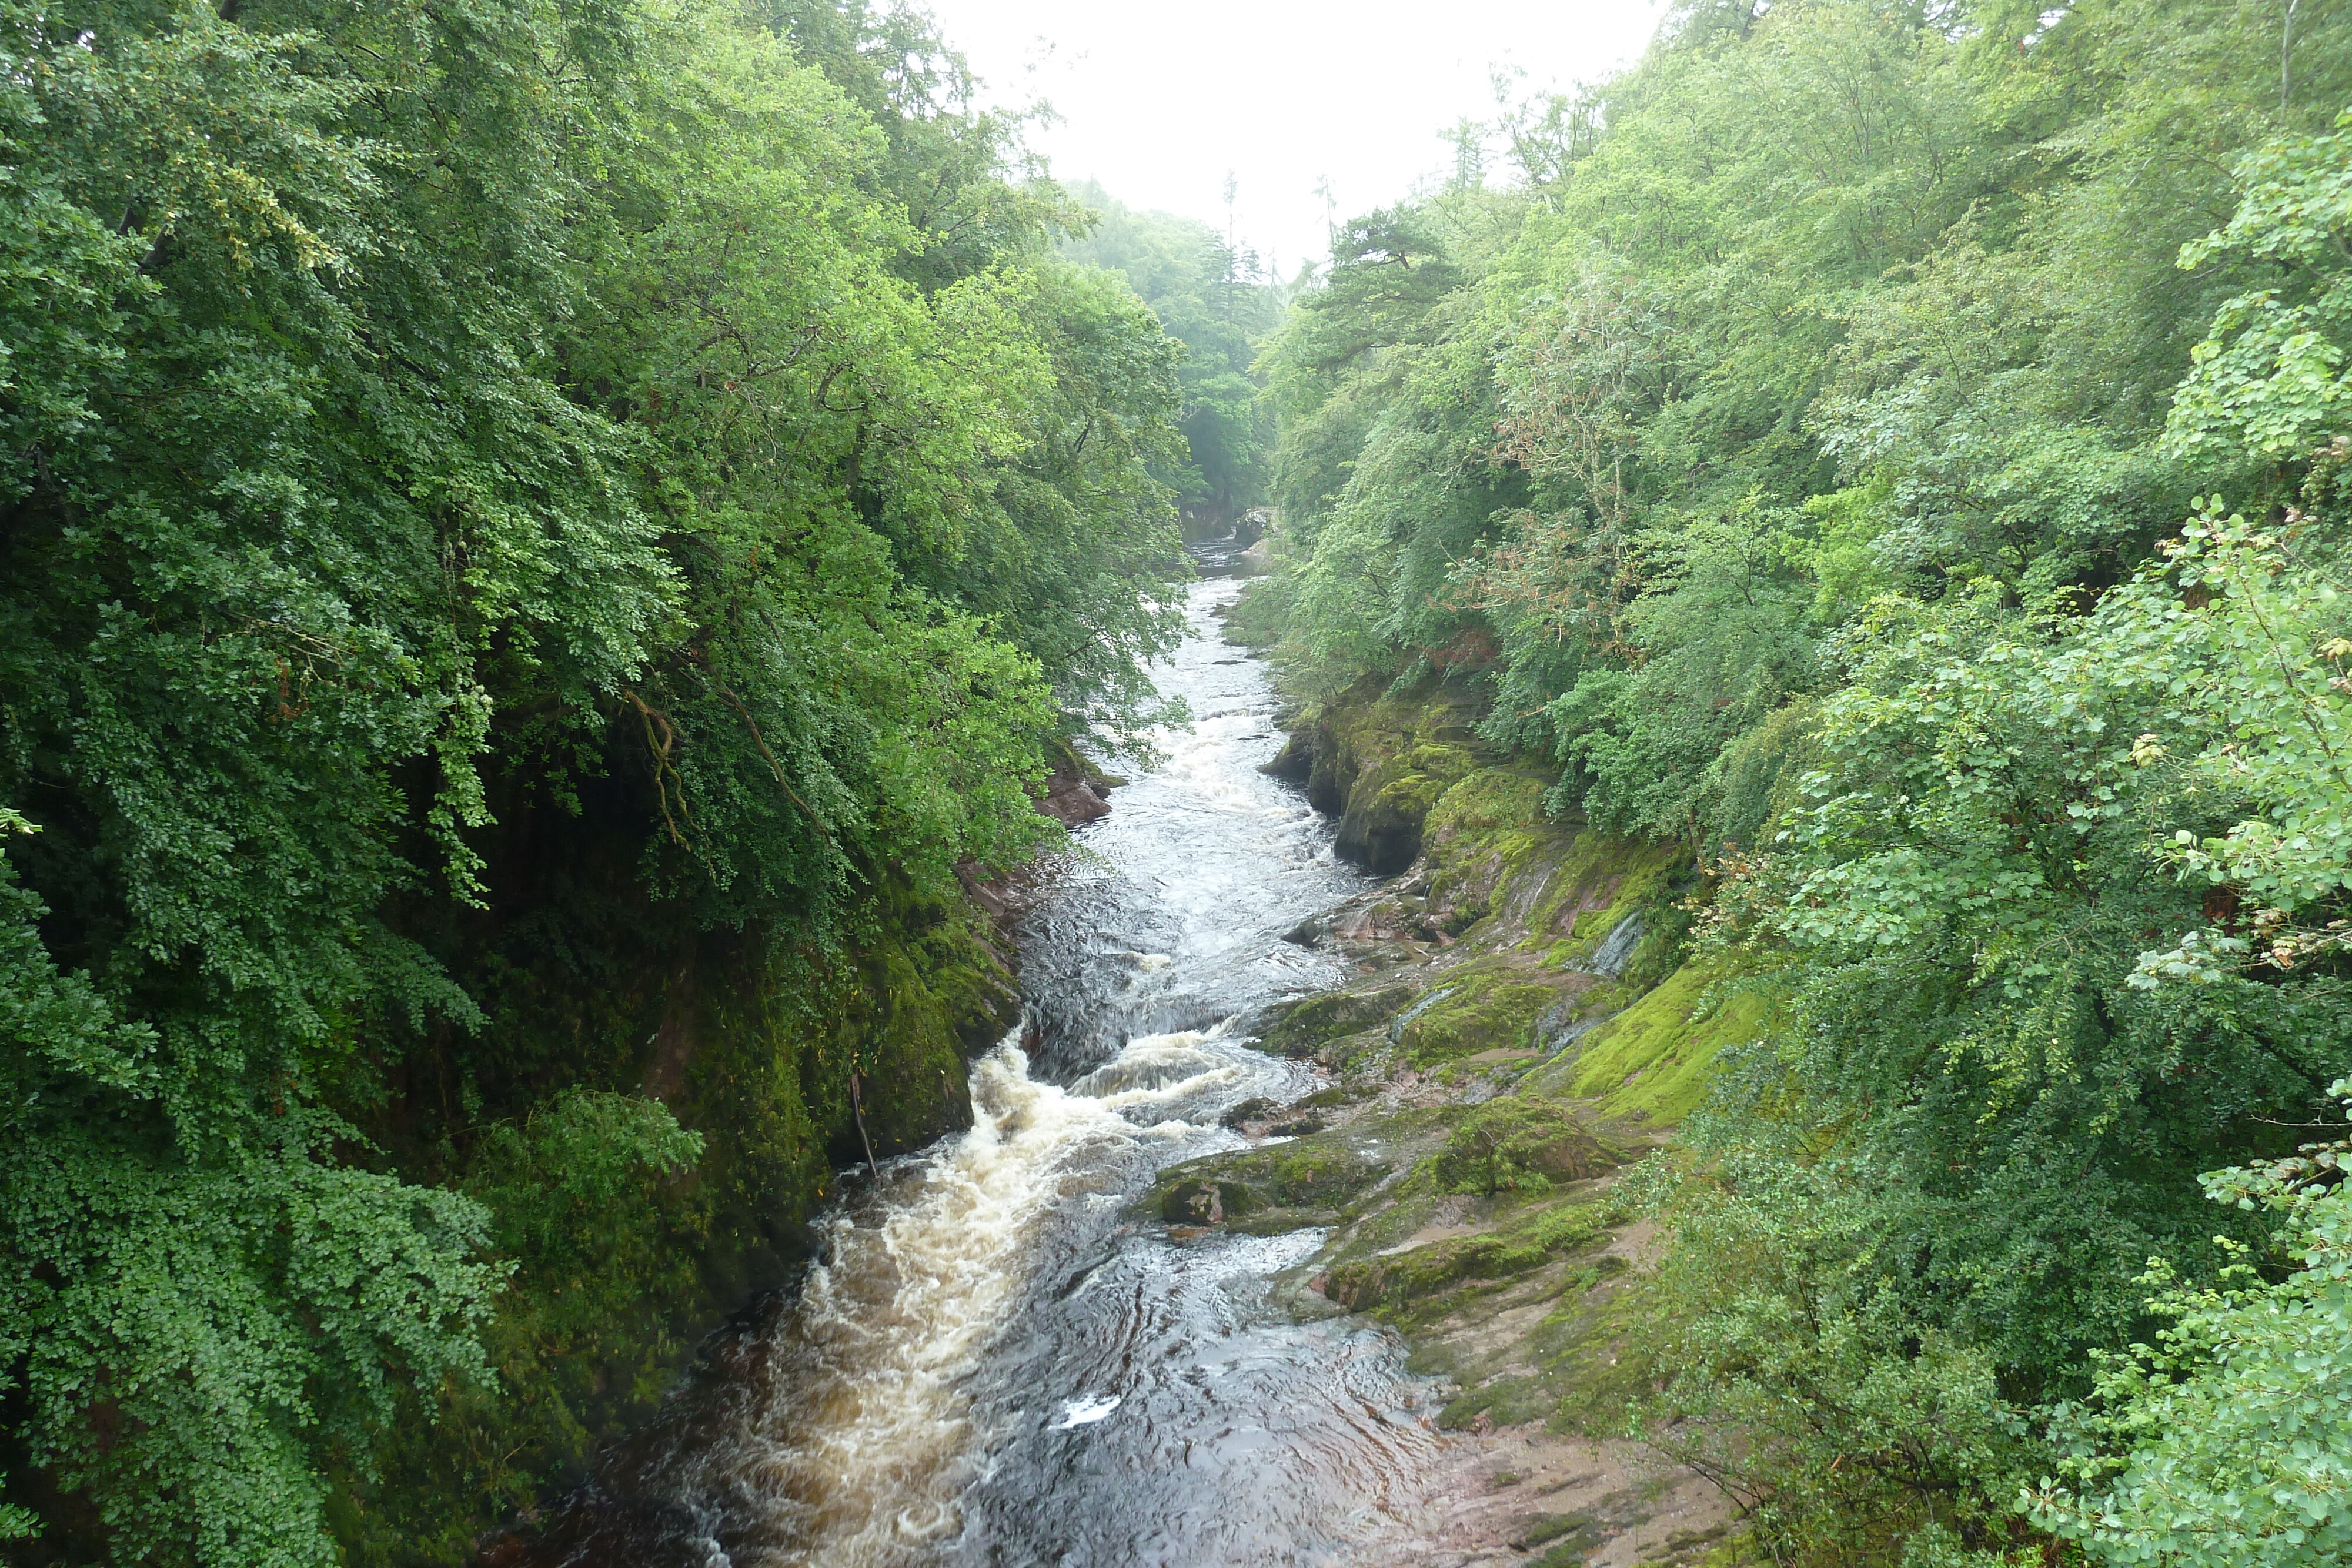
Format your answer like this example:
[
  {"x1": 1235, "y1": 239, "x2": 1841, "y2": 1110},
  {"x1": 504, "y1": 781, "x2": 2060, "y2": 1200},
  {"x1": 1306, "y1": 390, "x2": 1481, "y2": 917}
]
[{"x1": 916, "y1": 0, "x2": 1669, "y2": 275}]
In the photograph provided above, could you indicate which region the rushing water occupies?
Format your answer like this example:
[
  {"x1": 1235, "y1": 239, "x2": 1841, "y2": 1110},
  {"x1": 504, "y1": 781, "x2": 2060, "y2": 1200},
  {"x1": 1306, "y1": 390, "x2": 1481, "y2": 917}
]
[{"x1": 530, "y1": 541, "x2": 1449, "y2": 1567}]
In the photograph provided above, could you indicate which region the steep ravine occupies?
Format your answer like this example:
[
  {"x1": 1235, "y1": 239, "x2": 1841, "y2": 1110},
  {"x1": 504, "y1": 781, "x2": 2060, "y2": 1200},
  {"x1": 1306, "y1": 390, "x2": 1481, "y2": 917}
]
[{"x1": 497, "y1": 545, "x2": 1762, "y2": 1567}]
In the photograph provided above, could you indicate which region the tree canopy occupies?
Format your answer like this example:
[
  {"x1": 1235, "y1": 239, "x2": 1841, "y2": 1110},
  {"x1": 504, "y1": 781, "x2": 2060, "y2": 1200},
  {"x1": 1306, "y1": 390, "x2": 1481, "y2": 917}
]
[
  {"x1": 1247, "y1": 2, "x2": 2352, "y2": 1562},
  {"x1": 1060, "y1": 180, "x2": 1284, "y2": 530},
  {"x1": 0, "y1": 1, "x2": 1187, "y2": 1558}
]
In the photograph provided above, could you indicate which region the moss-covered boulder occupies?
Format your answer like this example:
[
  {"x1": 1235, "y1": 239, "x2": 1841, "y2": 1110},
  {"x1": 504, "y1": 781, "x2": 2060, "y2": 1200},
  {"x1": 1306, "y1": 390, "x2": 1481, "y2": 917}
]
[
  {"x1": 1160, "y1": 1178, "x2": 1264, "y2": 1225},
  {"x1": 1145, "y1": 1125, "x2": 1396, "y2": 1226},
  {"x1": 1261, "y1": 728, "x2": 1314, "y2": 783},
  {"x1": 1335, "y1": 742, "x2": 1478, "y2": 872},
  {"x1": 1258, "y1": 984, "x2": 1415, "y2": 1057},
  {"x1": 1395, "y1": 968, "x2": 1562, "y2": 1064},
  {"x1": 1218, "y1": 1095, "x2": 1279, "y2": 1128},
  {"x1": 1433, "y1": 1100, "x2": 1623, "y2": 1196},
  {"x1": 1418, "y1": 770, "x2": 1571, "y2": 928},
  {"x1": 1265, "y1": 676, "x2": 1492, "y2": 867},
  {"x1": 1322, "y1": 1203, "x2": 1617, "y2": 1315}
]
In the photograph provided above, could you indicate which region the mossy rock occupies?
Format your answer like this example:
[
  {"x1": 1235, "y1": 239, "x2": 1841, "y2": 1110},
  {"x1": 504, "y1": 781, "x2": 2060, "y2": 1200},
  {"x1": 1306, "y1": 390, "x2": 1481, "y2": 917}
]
[
  {"x1": 1530, "y1": 953, "x2": 1779, "y2": 1125},
  {"x1": 1433, "y1": 1099, "x2": 1623, "y2": 1196},
  {"x1": 1396, "y1": 969, "x2": 1561, "y2": 1064},
  {"x1": 1420, "y1": 770, "x2": 1570, "y2": 920},
  {"x1": 1258, "y1": 984, "x2": 1415, "y2": 1057},
  {"x1": 1335, "y1": 743, "x2": 1478, "y2": 872},
  {"x1": 1514, "y1": 1512, "x2": 1607, "y2": 1557},
  {"x1": 1322, "y1": 1203, "x2": 1616, "y2": 1315},
  {"x1": 1147, "y1": 1129, "x2": 1391, "y2": 1221},
  {"x1": 1519, "y1": 832, "x2": 1687, "y2": 969},
  {"x1": 1160, "y1": 1178, "x2": 1264, "y2": 1225},
  {"x1": 1265, "y1": 1140, "x2": 1385, "y2": 1207}
]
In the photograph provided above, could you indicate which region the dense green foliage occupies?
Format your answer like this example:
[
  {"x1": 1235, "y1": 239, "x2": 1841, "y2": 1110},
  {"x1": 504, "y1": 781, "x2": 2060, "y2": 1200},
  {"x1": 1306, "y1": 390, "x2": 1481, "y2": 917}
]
[
  {"x1": 1061, "y1": 181, "x2": 1283, "y2": 530},
  {"x1": 0, "y1": 0, "x2": 1186, "y2": 1559},
  {"x1": 1247, "y1": 2, "x2": 2352, "y2": 1562}
]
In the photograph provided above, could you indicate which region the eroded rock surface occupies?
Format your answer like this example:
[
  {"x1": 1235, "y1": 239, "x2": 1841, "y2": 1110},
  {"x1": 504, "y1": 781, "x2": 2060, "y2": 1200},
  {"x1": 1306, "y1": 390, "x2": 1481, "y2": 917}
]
[{"x1": 1156, "y1": 673, "x2": 1780, "y2": 1564}]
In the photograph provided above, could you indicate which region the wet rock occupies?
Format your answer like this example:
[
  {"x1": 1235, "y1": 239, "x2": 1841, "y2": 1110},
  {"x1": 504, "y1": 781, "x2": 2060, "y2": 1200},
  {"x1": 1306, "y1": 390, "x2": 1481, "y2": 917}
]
[
  {"x1": 1258, "y1": 984, "x2": 1415, "y2": 1057},
  {"x1": 1159, "y1": 1178, "x2": 1261, "y2": 1226},
  {"x1": 1304, "y1": 728, "x2": 1349, "y2": 816},
  {"x1": 1034, "y1": 735, "x2": 1123, "y2": 826},
  {"x1": 1281, "y1": 915, "x2": 1325, "y2": 947},
  {"x1": 1585, "y1": 914, "x2": 1645, "y2": 978},
  {"x1": 1219, "y1": 1096, "x2": 1278, "y2": 1129},
  {"x1": 1390, "y1": 970, "x2": 1565, "y2": 1064},
  {"x1": 1320, "y1": 1213, "x2": 1621, "y2": 1313},
  {"x1": 1386, "y1": 986, "x2": 1457, "y2": 1043},
  {"x1": 1037, "y1": 775, "x2": 1111, "y2": 825},
  {"x1": 1268, "y1": 1115, "x2": 1327, "y2": 1137},
  {"x1": 1334, "y1": 744, "x2": 1477, "y2": 875},
  {"x1": 1535, "y1": 995, "x2": 1610, "y2": 1054}
]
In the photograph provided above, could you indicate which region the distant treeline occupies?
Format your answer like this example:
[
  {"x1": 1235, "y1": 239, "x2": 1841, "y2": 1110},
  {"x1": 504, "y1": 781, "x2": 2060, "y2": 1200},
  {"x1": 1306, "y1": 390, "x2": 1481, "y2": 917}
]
[
  {"x1": 1061, "y1": 180, "x2": 1285, "y2": 532},
  {"x1": 0, "y1": 1, "x2": 1195, "y2": 1560},
  {"x1": 1242, "y1": 1, "x2": 2352, "y2": 1562}
]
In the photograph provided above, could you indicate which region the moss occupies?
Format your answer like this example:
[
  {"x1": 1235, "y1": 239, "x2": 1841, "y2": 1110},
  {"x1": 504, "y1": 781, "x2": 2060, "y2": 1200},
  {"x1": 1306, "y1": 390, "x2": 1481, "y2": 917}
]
[
  {"x1": 1258, "y1": 984, "x2": 1415, "y2": 1057},
  {"x1": 1536, "y1": 1272, "x2": 1668, "y2": 1436},
  {"x1": 1145, "y1": 1128, "x2": 1392, "y2": 1221},
  {"x1": 1515, "y1": 1512, "x2": 1607, "y2": 1553},
  {"x1": 1280, "y1": 677, "x2": 1493, "y2": 871},
  {"x1": 352, "y1": 878, "x2": 1019, "y2": 1564},
  {"x1": 1424, "y1": 770, "x2": 1561, "y2": 886},
  {"x1": 1434, "y1": 1100, "x2": 1624, "y2": 1196},
  {"x1": 1336, "y1": 742, "x2": 1478, "y2": 871},
  {"x1": 1041, "y1": 731, "x2": 1126, "y2": 794},
  {"x1": 1397, "y1": 964, "x2": 1562, "y2": 1065},
  {"x1": 1270, "y1": 1142, "x2": 1381, "y2": 1206},
  {"x1": 1161, "y1": 1178, "x2": 1264, "y2": 1225},
  {"x1": 1427, "y1": 768, "x2": 1552, "y2": 840},
  {"x1": 1322, "y1": 1201, "x2": 1613, "y2": 1316},
  {"x1": 1531, "y1": 1519, "x2": 1611, "y2": 1567},
  {"x1": 1532, "y1": 953, "x2": 1778, "y2": 1125},
  {"x1": 1521, "y1": 832, "x2": 1686, "y2": 967}
]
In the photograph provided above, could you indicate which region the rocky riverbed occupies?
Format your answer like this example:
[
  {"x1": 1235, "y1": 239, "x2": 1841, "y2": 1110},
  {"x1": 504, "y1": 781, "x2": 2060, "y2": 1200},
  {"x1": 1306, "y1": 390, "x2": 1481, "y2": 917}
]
[{"x1": 1140, "y1": 627, "x2": 1776, "y2": 1567}]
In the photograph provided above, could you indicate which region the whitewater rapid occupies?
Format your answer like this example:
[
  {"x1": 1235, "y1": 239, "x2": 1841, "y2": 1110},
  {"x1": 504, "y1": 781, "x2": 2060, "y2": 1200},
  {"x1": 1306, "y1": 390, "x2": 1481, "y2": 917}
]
[{"x1": 531, "y1": 550, "x2": 1451, "y2": 1567}]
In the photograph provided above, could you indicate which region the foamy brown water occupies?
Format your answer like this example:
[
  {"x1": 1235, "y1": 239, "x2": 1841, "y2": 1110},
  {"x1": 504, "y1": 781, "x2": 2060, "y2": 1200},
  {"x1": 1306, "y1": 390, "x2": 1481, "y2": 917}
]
[{"x1": 700, "y1": 1039, "x2": 1196, "y2": 1562}]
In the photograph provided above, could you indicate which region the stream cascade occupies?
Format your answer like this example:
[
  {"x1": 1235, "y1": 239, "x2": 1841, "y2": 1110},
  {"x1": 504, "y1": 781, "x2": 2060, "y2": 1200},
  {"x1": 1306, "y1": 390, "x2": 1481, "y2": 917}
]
[{"x1": 534, "y1": 539, "x2": 1455, "y2": 1566}]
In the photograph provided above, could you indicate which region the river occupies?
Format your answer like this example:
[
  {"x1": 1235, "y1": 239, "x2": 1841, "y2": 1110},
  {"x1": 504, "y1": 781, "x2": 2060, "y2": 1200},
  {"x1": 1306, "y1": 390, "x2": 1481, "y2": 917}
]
[{"x1": 528, "y1": 543, "x2": 1450, "y2": 1566}]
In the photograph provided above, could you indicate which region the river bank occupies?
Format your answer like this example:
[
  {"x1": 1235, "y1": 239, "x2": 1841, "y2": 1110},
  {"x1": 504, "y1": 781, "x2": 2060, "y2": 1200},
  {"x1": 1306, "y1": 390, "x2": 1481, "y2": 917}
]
[
  {"x1": 1156, "y1": 610, "x2": 1770, "y2": 1567},
  {"x1": 487, "y1": 544, "x2": 1764, "y2": 1566}
]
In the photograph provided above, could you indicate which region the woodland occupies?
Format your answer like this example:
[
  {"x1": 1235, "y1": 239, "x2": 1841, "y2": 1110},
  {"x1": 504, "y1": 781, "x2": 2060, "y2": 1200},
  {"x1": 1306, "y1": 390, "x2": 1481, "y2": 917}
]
[
  {"x1": 0, "y1": 0, "x2": 1226, "y2": 1559},
  {"x1": 2, "y1": 1, "x2": 2350, "y2": 1566},
  {"x1": 1235, "y1": 1, "x2": 2352, "y2": 1563}
]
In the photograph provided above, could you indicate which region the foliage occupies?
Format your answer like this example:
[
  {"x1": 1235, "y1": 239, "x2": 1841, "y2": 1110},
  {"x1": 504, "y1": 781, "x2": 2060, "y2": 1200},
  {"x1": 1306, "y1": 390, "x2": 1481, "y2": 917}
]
[
  {"x1": 1248, "y1": 2, "x2": 2352, "y2": 1563},
  {"x1": 1631, "y1": 1139, "x2": 2042, "y2": 1562},
  {"x1": 2030, "y1": 1082, "x2": 2352, "y2": 1568},
  {"x1": 0, "y1": 0, "x2": 1188, "y2": 1557},
  {"x1": 1062, "y1": 181, "x2": 1284, "y2": 529}
]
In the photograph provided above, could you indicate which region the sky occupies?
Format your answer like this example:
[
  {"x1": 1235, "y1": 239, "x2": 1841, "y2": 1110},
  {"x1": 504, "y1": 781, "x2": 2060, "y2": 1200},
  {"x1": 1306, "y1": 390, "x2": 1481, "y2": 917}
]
[{"x1": 916, "y1": 0, "x2": 1669, "y2": 275}]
